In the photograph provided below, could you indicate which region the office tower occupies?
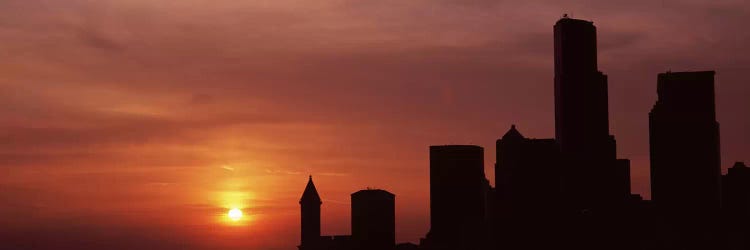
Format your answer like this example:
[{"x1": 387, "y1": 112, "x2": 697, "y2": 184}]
[
  {"x1": 553, "y1": 17, "x2": 626, "y2": 209},
  {"x1": 351, "y1": 189, "x2": 396, "y2": 250},
  {"x1": 425, "y1": 145, "x2": 486, "y2": 250},
  {"x1": 493, "y1": 125, "x2": 562, "y2": 249},
  {"x1": 299, "y1": 176, "x2": 322, "y2": 250},
  {"x1": 649, "y1": 71, "x2": 721, "y2": 214},
  {"x1": 554, "y1": 17, "x2": 611, "y2": 155},
  {"x1": 495, "y1": 125, "x2": 562, "y2": 215}
]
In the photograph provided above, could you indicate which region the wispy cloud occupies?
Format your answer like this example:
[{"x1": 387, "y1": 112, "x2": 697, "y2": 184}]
[{"x1": 1, "y1": 1, "x2": 749, "y2": 249}]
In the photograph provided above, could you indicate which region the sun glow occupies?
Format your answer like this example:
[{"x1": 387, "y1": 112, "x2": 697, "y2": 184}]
[{"x1": 228, "y1": 208, "x2": 243, "y2": 221}]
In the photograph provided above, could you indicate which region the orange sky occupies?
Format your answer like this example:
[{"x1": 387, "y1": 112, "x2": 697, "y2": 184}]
[{"x1": 1, "y1": 1, "x2": 749, "y2": 249}]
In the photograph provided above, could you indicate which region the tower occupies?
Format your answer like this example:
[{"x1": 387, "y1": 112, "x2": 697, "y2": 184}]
[
  {"x1": 495, "y1": 125, "x2": 562, "y2": 215},
  {"x1": 554, "y1": 17, "x2": 611, "y2": 152},
  {"x1": 553, "y1": 17, "x2": 625, "y2": 209},
  {"x1": 300, "y1": 176, "x2": 322, "y2": 250},
  {"x1": 494, "y1": 125, "x2": 562, "y2": 249},
  {"x1": 425, "y1": 145, "x2": 486, "y2": 250},
  {"x1": 649, "y1": 71, "x2": 721, "y2": 214},
  {"x1": 351, "y1": 189, "x2": 396, "y2": 250}
]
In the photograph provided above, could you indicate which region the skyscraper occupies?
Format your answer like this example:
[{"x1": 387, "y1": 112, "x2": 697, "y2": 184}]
[
  {"x1": 299, "y1": 176, "x2": 322, "y2": 250},
  {"x1": 424, "y1": 145, "x2": 486, "y2": 250},
  {"x1": 554, "y1": 17, "x2": 611, "y2": 153},
  {"x1": 495, "y1": 125, "x2": 562, "y2": 215},
  {"x1": 649, "y1": 71, "x2": 721, "y2": 214},
  {"x1": 351, "y1": 189, "x2": 396, "y2": 250},
  {"x1": 553, "y1": 17, "x2": 626, "y2": 209},
  {"x1": 494, "y1": 125, "x2": 562, "y2": 250}
]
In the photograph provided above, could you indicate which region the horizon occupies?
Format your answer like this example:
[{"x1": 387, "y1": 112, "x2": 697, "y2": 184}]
[{"x1": 2, "y1": 1, "x2": 750, "y2": 249}]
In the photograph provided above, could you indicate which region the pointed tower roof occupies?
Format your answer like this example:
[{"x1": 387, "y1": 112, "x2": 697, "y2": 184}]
[
  {"x1": 300, "y1": 175, "x2": 322, "y2": 204},
  {"x1": 502, "y1": 125, "x2": 525, "y2": 141}
]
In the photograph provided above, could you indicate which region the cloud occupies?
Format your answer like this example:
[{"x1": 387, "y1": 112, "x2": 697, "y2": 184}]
[{"x1": 1, "y1": 0, "x2": 749, "y2": 249}]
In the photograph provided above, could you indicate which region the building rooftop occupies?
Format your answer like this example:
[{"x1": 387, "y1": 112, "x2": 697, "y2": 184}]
[
  {"x1": 555, "y1": 15, "x2": 593, "y2": 26},
  {"x1": 300, "y1": 175, "x2": 322, "y2": 204},
  {"x1": 502, "y1": 124, "x2": 525, "y2": 140},
  {"x1": 352, "y1": 189, "x2": 395, "y2": 198},
  {"x1": 429, "y1": 145, "x2": 483, "y2": 150}
]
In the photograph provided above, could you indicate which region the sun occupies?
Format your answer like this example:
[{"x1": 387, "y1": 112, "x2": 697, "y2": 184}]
[{"x1": 228, "y1": 208, "x2": 243, "y2": 221}]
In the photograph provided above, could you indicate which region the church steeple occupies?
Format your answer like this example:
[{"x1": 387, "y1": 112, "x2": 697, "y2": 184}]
[
  {"x1": 300, "y1": 175, "x2": 322, "y2": 204},
  {"x1": 300, "y1": 175, "x2": 321, "y2": 249}
]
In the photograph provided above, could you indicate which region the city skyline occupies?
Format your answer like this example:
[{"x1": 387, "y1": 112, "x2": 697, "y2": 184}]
[
  {"x1": 298, "y1": 16, "x2": 747, "y2": 250},
  {"x1": 2, "y1": 1, "x2": 750, "y2": 249}
]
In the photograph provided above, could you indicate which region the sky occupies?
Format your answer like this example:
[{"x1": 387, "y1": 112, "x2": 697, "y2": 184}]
[{"x1": 1, "y1": 0, "x2": 749, "y2": 249}]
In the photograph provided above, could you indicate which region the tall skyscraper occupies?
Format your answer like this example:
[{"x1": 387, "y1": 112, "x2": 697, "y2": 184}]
[
  {"x1": 424, "y1": 145, "x2": 486, "y2": 250},
  {"x1": 554, "y1": 17, "x2": 611, "y2": 153},
  {"x1": 649, "y1": 71, "x2": 721, "y2": 214},
  {"x1": 299, "y1": 176, "x2": 322, "y2": 250},
  {"x1": 351, "y1": 189, "x2": 396, "y2": 250},
  {"x1": 553, "y1": 17, "x2": 625, "y2": 209}
]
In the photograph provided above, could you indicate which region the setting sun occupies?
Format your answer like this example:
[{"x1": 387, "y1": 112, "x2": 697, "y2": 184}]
[{"x1": 228, "y1": 208, "x2": 243, "y2": 221}]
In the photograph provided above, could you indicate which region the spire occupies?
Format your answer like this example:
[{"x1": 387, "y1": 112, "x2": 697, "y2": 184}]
[
  {"x1": 502, "y1": 124, "x2": 525, "y2": 141},
  {"x1": 300, "y1": 175, "x2": 322, "y2": 204}
]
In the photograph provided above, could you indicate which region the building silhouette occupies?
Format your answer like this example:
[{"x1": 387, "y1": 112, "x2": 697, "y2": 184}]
[
  {"x1": 298, "y1": 177, "x2": 401, "y2": 250},
  {"x1": 722, "y1": 162, "x2": 750, "y2": 218},
  {"x1": 493, "y1": 125, "x2": 562, "y2": 249},
  {"x1": 495, "y1": 125, "x2": 561, "y2": 216},
  {"x1": 722, "y1": 162, "x2": 750, "y2": 249},
  {"x1": 294, "y1": 15, "x2": 749, "y2": 250},
  {"x1": 649, "y1": 71, "x2": 722, "y2": 214},
  {"x1": 553, "y1": 17, "x2": 629, "y2": 210},
  {"x1": 394, "y1": 243, "x2": 418, "y2": 250},
  {"x1": 351, "y1": 189, "x2": 395, "y2": 250},
  {"x1": 423, "y1": 145, "x2": 487, "y2": 250},
  {"x1": 299, "y1": 176, "x2": 322, "y2": 250}
]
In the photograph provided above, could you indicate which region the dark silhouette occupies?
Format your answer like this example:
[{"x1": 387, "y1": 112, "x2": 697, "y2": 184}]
[
  {"x1": 296, "y1": 16, "x2": 748, "y2": 250},
  {"x1": 554, "y1": 17, "x2": 630, "y2": 210},
  {"x1": 650, "y1": 71, "x2": 722, "y2": 213},
  {"x1": 394, "y1": 243, "x2": 418, "y2": 250},
  {"x1": 299, "y1": 176, "x2": 322, "y2": 250},
  {"x1": 494, "y1": 125, "x2": 562, "y2": 249},
  {"x1": 723, "y1": 162, "x2": 750, "y2": 218},
  {"x1": 422, "y1": 145, "x2": 487, "y2": 250},
  {"x1": 496, "y1": 125, "x2": 561, "y2": 215},
  {"x1": 722, "y1": 162, "x2": 750, "y2": 250},
  {"x1": 298, "y1": 177, "x2": 397, "y2": 250},
  {"x1": 351, "y1": 189, "x2": 396, "y2": 250},
  {"x1": 648, "y1": 71, "x2": 723, "y2": 249}
]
